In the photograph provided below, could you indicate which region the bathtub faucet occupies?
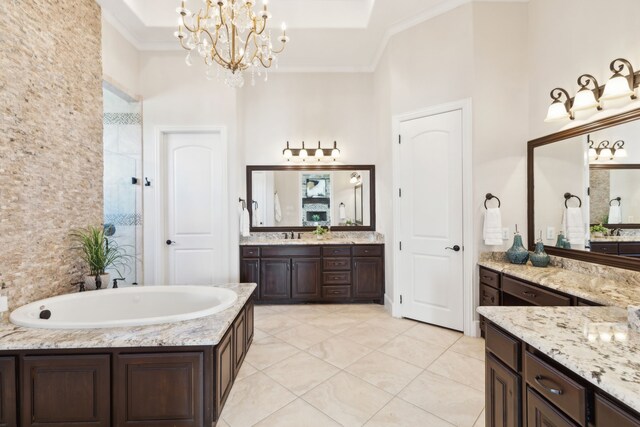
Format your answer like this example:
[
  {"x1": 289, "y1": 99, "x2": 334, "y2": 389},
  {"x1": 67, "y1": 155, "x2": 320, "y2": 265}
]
[{"x1": 112, "y1": 278, "x2": 125, "y2": 289}]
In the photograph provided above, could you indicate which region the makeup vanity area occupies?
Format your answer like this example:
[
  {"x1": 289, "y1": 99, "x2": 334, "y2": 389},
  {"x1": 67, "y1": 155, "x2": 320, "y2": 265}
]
[
  {"x1": 240, "y1": 165, "x2": 385, "y2": 304},
  {"x1": 479, "y1": 108, "x2": 640, "y2": 427}
]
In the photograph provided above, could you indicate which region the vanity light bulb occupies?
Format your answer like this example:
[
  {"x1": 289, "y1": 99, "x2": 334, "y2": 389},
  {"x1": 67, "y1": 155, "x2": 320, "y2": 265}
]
[
  {"x1": 601, "y1": 74, "x2": 634, "y2": 101},
  {"x1": 315, "y1": 148, "x2": 324, "y2": 159},
  {"x1": 283, "y1": 149, "x2": 292, "y2": 159},
  {"x1": 299, "y1": 148, "x2": 308, "y2": 159},
  {"x1": 571, "y1": 89, "x2": 600, "y2": 113},
  {"x1": 544, "y1": 100, "x2": 570, "y2": 122},
  {"x1": 600, "y1": 147, "x2": 613, "y2": 160},
  {"x1": 614, "y1": 147, "x2": 628, "y2": 158},
  {"x1": 588, "y1": 147, "x2": 597, "y2": 159},
  {"x1": 331, "y1": 148, "x2": 340, "y2": 158}
]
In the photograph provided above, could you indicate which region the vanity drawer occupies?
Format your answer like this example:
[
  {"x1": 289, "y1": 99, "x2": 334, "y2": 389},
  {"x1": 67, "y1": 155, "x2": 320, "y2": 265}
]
[
  {"x1": 352, "y1": 245, "x2": 382, "y2": 257},
  {"x1": 262, "y1": 246, "x2": 321, "y2": 257},
  {"x1": 322, "y1": 286, "x2": 351, "y2": 299},
  {"x1": 323, "y1": 246, "x2": 351, "y2": 257},
  {"x1": 479, "y1": 267, "x2": 500, "y2": 289},
  {"x1": 590, "y1": 242, "x2": 618, "y2": 255},
  {"x1": 502, "y1": 276, "x2": 571, "y2": 306},
  {"x1": 595, "y1": 394, "x2": 640, "y2": 427},
  {"x1": 323, "y1": 258, "x2": 351, "y2": 271},
  {"x1": 525, "y1": 352, "x2": 587, "y2": 426},
  {"x1": 241, "y1": 247, "x2": 260, "y2": 258},
  {"x1": 480, "y1": 284, "x2": 500, "y2": 306},
  {"x1": 619, "y1": 243, "x2": 640, "y2": 255},
  {"x1": 323, "y1": 272, "x2": 351, "y2": 285},
  {"x1": 485, "y1": 323, "x2": 520, "y2": 371}
]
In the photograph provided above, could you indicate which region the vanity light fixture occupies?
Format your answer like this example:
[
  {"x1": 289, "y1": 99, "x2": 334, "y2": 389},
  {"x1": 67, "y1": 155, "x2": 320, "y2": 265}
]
[
  {"x1": 612, "y1": 140, "x2": 628, "y2": 158},
  {"x1": 350, "y1": 172, "x2": 362, "y2": 185},
  {"x1": 544, "y1": 88, "x2": 574, "y2": 122},
  {"x1": 588, "y1": 137, "x2": 597, "y2": 159},
  {"x1": 601, "y1": 58, "x2": 637, "y2": 101},
  {"x1": 571, "y1": 74, "x2": 602, "y2": 113},
  {"x1": 590, "y1": 137, "x2": 629, "y2": 161},
  {"x1": 282, "y1": 141, "x2": 341, "y2": 162}
]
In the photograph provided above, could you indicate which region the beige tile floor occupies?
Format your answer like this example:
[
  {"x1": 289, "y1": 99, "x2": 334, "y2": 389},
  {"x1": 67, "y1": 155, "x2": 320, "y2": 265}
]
[{"x1": 220, "y1": 304, "x2": 486, "y2": 427}]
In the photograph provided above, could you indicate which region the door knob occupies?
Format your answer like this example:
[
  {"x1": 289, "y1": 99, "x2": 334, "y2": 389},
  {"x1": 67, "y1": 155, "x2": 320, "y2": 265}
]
[
  {"x1": 445, "y1": 245, "x2": 461, "y2": 252},
  {"x1": 166, "y1": 240, "x2": 175, "y2": 245}
]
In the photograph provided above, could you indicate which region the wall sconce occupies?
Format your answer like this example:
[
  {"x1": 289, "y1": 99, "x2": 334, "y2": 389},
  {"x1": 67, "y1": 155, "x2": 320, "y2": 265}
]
[
  {"x1": 571, "y1": 74, "x2": 602, "y2": 113},
  {"x1": 282, "y1": 141, "x2": 341, "y2": 162},
  {"x1": 544, "y1": 57, "x2": 640, "y2": 122},
  {"x1": 601, "y1": 58, "x2": 637, "y2": 101}
]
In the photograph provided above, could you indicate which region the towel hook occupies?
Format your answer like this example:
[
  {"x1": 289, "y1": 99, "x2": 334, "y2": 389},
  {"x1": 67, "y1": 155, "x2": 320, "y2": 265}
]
[
  {"x1": 484, "y1": 193, "x2": 501, "y2": 209},
  {"x1": 609, "y1": 197, "x2": 621, "y2": 206},
  {"x1": 564, "y1": 192, "x2": 582, "y2": 208}
]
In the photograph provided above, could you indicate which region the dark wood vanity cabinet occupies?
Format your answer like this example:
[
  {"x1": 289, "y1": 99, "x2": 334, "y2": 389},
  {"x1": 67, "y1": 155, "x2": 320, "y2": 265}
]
[
  {"x1": 485, "y1": 321, "x2": 640, "y2": 427},
  {"x1": 240, "y1": 244, "x2": 384, "y2": 304},
  {"x1": 591, "y1": 242, "x2": 640, "y2": 258},
  {"x1": 0, "y1": 358, "x2": 16, "y2": 427}
]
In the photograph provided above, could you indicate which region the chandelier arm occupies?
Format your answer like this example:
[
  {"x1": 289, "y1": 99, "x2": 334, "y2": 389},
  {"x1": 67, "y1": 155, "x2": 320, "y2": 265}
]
[
  {"x1": 237, "y1": 29, "x2": 256, "y2": 64},
  {"x1": 257, "y1": 55, "x2": 273, "y2": 69},
  {"x1": 200, "y1": 28, "x2": 231, "y2": 68},
  {"x1": 271, "y1": 43, "x2": 285, "y2": 54},
  {"x1": 255, "y1": 17, "x2": 268, "y2": 36},
  {"x1": 181, "y1": 13, "x2": 198, "y2": 34},
  {"x1": 178, "y1": 37, "x2": 192, "y2": 51}
]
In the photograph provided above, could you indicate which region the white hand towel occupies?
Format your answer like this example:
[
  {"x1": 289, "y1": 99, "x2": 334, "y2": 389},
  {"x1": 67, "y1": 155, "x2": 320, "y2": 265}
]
[
  {"x1": 274, "y1": 193, "x2": 282, "y2": 223},
  {"x1": 339, "y1": 203, "x2": 347, "y2": 220},
  {"x1": 608, "y1": 205, "x2": 622, "y2": 224},
  {"x1": 483, "y1": 208, "x2": 503, "y2": 246},
  {"x1": 562, "y1": 207, "x2": 585, "y2": 248},
  {"x1": 240, "y1": 207, "x2": 250, "y2": 237}
]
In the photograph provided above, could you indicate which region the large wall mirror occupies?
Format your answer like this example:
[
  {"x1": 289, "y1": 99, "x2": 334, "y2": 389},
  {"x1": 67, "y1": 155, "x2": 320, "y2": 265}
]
[
  {"x1": 528, "y1": 108, "x2": 640, "y2": 271},
  {"x1": 247, "y1": 165, "x2": 375, "y2": 231}
]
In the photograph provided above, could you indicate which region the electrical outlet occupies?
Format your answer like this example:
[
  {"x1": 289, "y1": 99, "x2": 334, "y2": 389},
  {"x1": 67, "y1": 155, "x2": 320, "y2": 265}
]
[
  {"x1": 547, "y1": 226, "x2": 555, "y2": 240},
  {"x1": 502, "y1": 228, "x2": 509, "y2": 240}
]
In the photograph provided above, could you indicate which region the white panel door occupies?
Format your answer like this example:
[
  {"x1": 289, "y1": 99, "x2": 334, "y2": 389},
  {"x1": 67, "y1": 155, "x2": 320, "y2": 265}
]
[
  {"x1": 165, "y1": 132, "x2": 225, "y2": 285},
  {"x1": 399, "y1": 110, "x2": 464, "y2": 331}
]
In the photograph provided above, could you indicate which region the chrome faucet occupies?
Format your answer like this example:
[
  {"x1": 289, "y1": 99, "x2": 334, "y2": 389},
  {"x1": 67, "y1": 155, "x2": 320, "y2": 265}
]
[{"x1": 290, "y1": 231, "x2": 295, "y2": 239}]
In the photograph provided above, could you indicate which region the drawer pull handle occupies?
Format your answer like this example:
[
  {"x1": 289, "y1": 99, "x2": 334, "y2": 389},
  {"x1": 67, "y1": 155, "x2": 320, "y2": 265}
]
[
  {"x1": 523, "y1": 291, "x2": 537, "y2": 298},
  {"x1": 482, "y1": 275, "x2": 492, "y2": 280},
  {"x1": 534, "y1": 375, "x2": 563, "y2": 395}
]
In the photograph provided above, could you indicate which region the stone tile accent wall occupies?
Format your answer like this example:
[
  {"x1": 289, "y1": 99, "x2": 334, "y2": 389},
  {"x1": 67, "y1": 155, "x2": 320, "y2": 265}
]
[
  {"x1": 0, "y1": 0, "x2": 103, "y2": 309},
  {"x1": 590, "y1": 169, "x2": 610, "y2": 224}
]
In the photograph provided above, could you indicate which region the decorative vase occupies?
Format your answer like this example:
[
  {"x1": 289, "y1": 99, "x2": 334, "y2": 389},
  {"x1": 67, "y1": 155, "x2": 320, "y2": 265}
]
[
  {"x1": 555, "y1": 233, "x2": 567, "y2": 248},
  {"x1": 529, "y1": 241, "x2": 550, "y2": 268},
  {"x1": 506, "y1": 234, "x2": 529, "y2": 264},
  {"x1": 84, "y1": 273, "x2": 110, "y2": 291}
]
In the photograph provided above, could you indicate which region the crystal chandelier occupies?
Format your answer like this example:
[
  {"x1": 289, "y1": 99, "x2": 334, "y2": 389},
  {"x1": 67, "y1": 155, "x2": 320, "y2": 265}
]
[{"x1": 175, "y1": 0, "x2": 289, "y2": 88}]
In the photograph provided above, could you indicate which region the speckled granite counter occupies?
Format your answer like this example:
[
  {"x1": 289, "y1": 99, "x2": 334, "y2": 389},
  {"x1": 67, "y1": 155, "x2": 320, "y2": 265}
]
[
  {"x1": 478, "y1": 256, "x2": 640, "y2": 308},
  {"x1": 591, "y1": 236, "x2": 640, "y2": 242},
  {"x1": 477, "y1": 305, "x2": 640, "y2": 413},
  {"x1": 240, "y1": 231, "x2": 385, "y2": 246},
  {"x1": 0, "y1": 283, "x2": 255, "y2": 351}
]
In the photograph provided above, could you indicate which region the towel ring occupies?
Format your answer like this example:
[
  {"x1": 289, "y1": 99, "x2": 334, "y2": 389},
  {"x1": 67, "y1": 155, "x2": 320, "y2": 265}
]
[
  {"x1": 609, "y1": 197, "x2": 621, "y2": 206},
  {"x1": 484, "y1": 193, "x2": 501, "y2": 209},
  {"x1": 564, "y1": 193, "x2": 582, "y2": 208},
  {"x1": 252, "y1": 200, "x2": 259, "y2": 210}
]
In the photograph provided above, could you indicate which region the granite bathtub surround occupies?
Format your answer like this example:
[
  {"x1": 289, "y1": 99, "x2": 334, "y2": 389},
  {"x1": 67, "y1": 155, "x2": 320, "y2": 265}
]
[
  {"x1": 0, "y1": 0, "x2": 103, "y2": 310},
  {"x1": 477, "y1": 305, "x2": 640, "y2": 413},
  {"x1": 0, "y1": 284, "x2": 255, "y2": 350},
  {"x1": 240, "y1": 231, "x2": 384, "y2": 245}
]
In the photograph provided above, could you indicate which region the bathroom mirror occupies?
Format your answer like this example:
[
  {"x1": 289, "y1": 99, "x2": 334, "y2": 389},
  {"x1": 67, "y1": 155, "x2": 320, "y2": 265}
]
[
  {"x1": 528, "y1": 108, "x2": 640, "y2": 271},
  {"x1": 246, "y1": 165, "x2": 375, "y2": 231}
]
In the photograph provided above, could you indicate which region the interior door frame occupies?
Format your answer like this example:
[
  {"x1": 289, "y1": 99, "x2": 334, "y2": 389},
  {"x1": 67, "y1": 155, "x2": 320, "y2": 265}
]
[
  {"x1": 153, "y1": 126, "x2": 229, "y2": 286},
  {"x1": 391, "y1": 99, "x2": 475, "y2": 336}
]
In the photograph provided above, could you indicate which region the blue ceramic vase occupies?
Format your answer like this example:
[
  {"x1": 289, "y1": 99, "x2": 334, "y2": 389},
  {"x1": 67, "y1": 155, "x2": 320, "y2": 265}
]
[
  {"x1": 529, "y1": 241, "x2": 550, "y2": 268},
  {"x1": 555, "y1": 233, "x2": 567, "y2": 248},
  {"x1": 506, "y1": 234, "x2": 529, "y2": 264}
]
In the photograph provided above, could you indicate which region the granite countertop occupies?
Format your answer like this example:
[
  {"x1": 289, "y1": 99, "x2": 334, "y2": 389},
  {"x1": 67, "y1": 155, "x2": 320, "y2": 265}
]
[
  {"x1": 477, "y1": 306, "x2": 640, "y2": 413},
  {"x1": 0, "y1": 283, "x2": 256, "y2": 351},
  {"x1": 478, "y1": 259, "x2": 640, "y2": 308},
  {"x1": 240, "y1": 231, "x2": 385, "y2": 246},
  {"x1": 591, "y1": 236, "x2": 640, "y2": 243}
]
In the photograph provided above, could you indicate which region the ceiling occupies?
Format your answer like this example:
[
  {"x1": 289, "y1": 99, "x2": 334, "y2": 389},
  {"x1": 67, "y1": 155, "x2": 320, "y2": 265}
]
[{"x1": 98, "y1": 0, "x2": 527, "y2": 72}]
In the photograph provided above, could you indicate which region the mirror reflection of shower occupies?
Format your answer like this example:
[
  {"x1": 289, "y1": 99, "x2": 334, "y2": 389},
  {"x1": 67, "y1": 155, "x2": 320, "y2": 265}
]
[{"x1": 102, "y1": 83, "x2": 143, "y2": 286}]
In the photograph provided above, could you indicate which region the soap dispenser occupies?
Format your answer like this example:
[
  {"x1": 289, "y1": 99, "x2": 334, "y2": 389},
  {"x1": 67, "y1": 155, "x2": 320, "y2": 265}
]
[{"x1": 529, "y1": 232, "x2": 551, "y2": 268}]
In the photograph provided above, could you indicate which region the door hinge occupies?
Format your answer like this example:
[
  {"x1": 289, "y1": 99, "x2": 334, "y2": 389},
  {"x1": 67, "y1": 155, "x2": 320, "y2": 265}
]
[
  {"x1": 587, "y1": 187, "x2": 591, "y2": 196},
  {"x1": 400, "y1": 295, "x2": 403, "y2": 304},
  {"x1": 399, "y1": 188, "x2": 402, "y2": 198},
  {"x1": 398, "y1": 135, "x2": 402, "y2": 145},
  {"x1": 399, "y1": 241, "x2": 402, "y2": 251}
]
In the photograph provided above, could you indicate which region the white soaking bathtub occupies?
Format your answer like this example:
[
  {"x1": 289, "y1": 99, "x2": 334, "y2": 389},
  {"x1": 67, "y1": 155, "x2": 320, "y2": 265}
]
[{"x1": 9, "y1": 286, "x2": 238, "y2": 329}]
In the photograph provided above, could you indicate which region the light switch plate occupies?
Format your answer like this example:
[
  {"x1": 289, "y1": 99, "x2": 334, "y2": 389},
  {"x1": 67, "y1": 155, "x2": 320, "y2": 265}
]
[
  {"x1": 502, "y1": 228, "x2": 509, "y2": 240},
  {"x1": 547, "y1": 226, "x2": 555, "y2": 240}
]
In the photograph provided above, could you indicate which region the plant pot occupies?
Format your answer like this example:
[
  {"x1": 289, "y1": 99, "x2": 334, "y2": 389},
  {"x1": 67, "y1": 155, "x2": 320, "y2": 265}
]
[
  {"x1": 592, "y1": 232, "x2": 604, "y2": 238},
  {"x1": 84, "y1": 273, "x2": 110, "y2": 290},
  {"x1": 316, "y1": 235, "x2": 323, "y2": 240}
]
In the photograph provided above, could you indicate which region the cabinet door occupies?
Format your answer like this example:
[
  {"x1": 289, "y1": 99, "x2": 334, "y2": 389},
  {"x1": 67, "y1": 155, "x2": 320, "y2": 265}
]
[
  {"x1": 527, "y1": 388, "x2": 577, "y2": 427},
  {"x1": 234, "y1": 309, "x2": 247, "y2": 377},
  {"x1": 215, "y1": 327, "x2": 234, "y2": 420},
  {"x1": 486, "y1": 354, "x2": 520, "y2": 427},
  {"x1": 260, "y1": 258, "x2": 291, "y2": 300},
  {"x1": 0, "y1": 358, "x2": 16, "y2": 427},
  {"x1": 291, "y1": 258, "x2": 322, "y2": 299},
  {"x1": 240, "y1": 259, "x2": 260, "y2": 300},
  {"x1": 595, "y1": 394, "x2": 640, "y2": 427},
  {"x1": 353, "y1": 257, "x2": 383, "y2": 299},
  {"x1": 115, "y1": 352, "x2": 203, "y2": 427},
  {"x1": 245, "y1": 298, "x2": 255, "y2": 347},
  {"x1": 22, "y1": 355, "x2": 110, "y2": 427}
]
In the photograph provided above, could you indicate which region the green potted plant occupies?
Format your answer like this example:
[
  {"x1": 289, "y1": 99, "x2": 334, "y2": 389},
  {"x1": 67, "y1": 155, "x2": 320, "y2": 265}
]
[
  {"x1": 590, "y1": 224, "x2": 608, "y2": 238},
  {"x1": 71, "y1": 226, "x2": 131, "y2": 290},
  {"x1": 312, "y1": 226, "x2": 328, "y2": 240}
]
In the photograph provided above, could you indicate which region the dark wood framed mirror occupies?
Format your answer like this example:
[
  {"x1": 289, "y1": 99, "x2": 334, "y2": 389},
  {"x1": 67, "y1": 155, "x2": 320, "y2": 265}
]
[
  {"x1": 528, "y1": 108, "x2": 640, "y2": 272},
  {"x1": 246, "y1": 165, "x2": 376, "y2": 232}
]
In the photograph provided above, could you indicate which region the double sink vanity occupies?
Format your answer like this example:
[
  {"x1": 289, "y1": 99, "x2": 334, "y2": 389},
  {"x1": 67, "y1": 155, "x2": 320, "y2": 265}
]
[{"x1": 480, "y1": 107, "x2": 640, "y2": 427}]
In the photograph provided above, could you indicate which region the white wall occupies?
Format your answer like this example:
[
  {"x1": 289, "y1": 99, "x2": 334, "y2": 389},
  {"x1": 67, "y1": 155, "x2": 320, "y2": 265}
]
[
  {"x1": 139, "y1": 51, "x2": 240, "y2": 284},
  {"x1": 101, "y1": 17, "x2": 140, "y2": 97}
]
